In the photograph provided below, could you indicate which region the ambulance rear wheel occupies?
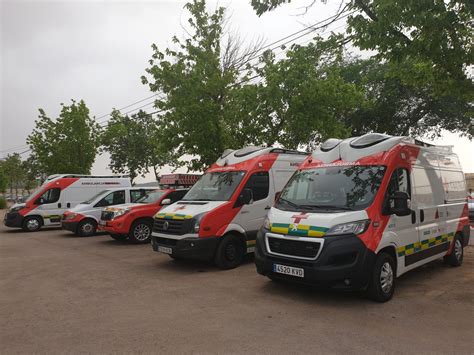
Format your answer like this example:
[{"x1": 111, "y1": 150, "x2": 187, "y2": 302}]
[
  {"x1": 214, "y1": 234, "x2": 244, "y2": 270},
  {"x1": 128, "y1": 220, "x2": 152, "y2": 244},
  {"x1": 22, "y1": 216, "x2": 42, "y2": 232},
  {"x1": 77, "y1": 219, "x2": 97, "y2": 237},
  {"x1": 367, "y1": 252, "x2": 396, "y2": 302},
  {"x1": 444, "y1": 234, "x2": 463, "y2": 267}
]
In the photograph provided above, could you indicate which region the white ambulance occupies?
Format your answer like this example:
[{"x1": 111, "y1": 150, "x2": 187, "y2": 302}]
[
  {"x1": 3, "y1": 174, "x2": 131, "y2": 232},
  {"x1": 151, "y1": 147, "x2": 308, "y2": 269},
  {"x1": 254, "y1": 133, "x2": 470, "y2": 302}
]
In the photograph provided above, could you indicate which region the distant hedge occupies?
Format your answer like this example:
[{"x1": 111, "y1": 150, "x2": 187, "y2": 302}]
[{"x1": 0, "y1": 196, "x2": 6, "y2": 209}]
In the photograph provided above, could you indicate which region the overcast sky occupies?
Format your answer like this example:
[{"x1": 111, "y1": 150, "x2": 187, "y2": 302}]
[{"x1": 1, "y1": 0, "x2": 473, "y2": 182}]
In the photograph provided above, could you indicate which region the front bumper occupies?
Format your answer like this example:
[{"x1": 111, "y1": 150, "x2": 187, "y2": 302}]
[
  {"x1": 151, "y1": 232, "x2": 219, "y2": 261},
  {"x1": 254, "y1": 229, "x2": 376, "y2": 290},
  {"x1": 99, "y1": 220, "x2": 129, "y2": 235},
  {"x1": 3, "y1": 211, "x2": 24, "y2": 228}
]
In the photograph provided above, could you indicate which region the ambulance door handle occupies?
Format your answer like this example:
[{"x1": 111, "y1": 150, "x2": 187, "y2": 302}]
[
  {"x1": 420, "y1": 209, "x2": 425, "y2": 223},
  {"x1": 67, "y1": 202, "x2": 71, "y2": 208},
  {"x1": 411, "y1": 210, "x2": 416, "y2": 224},
  {"x1": 264, "y1": 206, "x2": 271, "y2": 210},
  {"x1": 240, "y1": 211, "x2": 250, "y2": 214},
  {"x1": 57, "y1": 203, "x2": 62, "y2": 208}
]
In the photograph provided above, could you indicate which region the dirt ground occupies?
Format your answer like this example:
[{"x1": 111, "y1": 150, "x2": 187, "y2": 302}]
[{"x1": 1, "y1": 211, "x2": 473, "y2": 354}]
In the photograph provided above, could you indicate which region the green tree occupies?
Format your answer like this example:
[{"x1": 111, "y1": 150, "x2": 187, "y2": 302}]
[
  {"x1": 142, "y1": 0, "x2": 260, "y2": 171},
  {"x1": 0, "y1": 164, "x2": 8, "y2": 194},
  {"x1": 27, "y1": 100, "x2": 101, "y2": 175},
  {"x1": 340, "y1": 58, "x2": 472, "y2": 137},
  {"x1": 233, "y1": 37, "x2": 362, "y2": 149},
  {"x1": 102, "y1": 110, "x2": 168, "y2": 184},
  {"x1": 1, "y1": 153, "x2": 25, "y2": 196},
  {"x1": 250, "y1": 0, "x2": 473, "y2": 137}
]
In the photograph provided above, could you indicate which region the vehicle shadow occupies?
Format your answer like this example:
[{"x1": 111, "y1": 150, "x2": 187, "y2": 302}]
[
  {"x1": 155, "y1": 254, "x2": 256, "y2": 274},
  {"x1": 56, "y1": 231, "x2": 109, "y2": 238},
  {"x1": 2, "y1": 227, "x2": 62, "y2": 234}
]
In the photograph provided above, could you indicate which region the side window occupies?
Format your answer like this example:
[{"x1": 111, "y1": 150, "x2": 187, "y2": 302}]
[
  {"x1": 166, "y1": 190, "x2": 188, "y2": 203},
  {"x1": 130, "y1": 189, "x2": 147, "y2": 202},
  {"x1": 387, "y1": 168, "x2": 411, "y2": 197},
  {"x1": 96, "y1": 190, "x2": 125, "y2": 207},
  {"x1": 242, "y1": 172, "x2": 270, "y2": 202},
  {"x1": 37, "y1": 188, "x2": 61, "y2": 204}
]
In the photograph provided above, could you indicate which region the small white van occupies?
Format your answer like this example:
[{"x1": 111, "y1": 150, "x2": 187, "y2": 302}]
[
  {"x1": 255, "y1": 133, "x2": 470, "y2": 302},
  {"x1": 61, "y1": 186, "x2": 159, "y2": 236},
  {"x1": 3, "y1": 175, "x2": 131, "y2": 232}
]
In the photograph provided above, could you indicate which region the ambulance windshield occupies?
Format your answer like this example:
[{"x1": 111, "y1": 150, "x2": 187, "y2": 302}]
[
  {"x1": 183, "y1": 171, "x2": 246, "y2": 201},
  {"x1": 276, "y1": 165, "x2": 386, "y2": 212},
  {"x1": 136, "y1": 190, "x2": 166, "y2": 204}
]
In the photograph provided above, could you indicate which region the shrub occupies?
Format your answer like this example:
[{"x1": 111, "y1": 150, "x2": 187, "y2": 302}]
[{"x1": 0, "y1": 196, "x2": 6, "y2": 209}]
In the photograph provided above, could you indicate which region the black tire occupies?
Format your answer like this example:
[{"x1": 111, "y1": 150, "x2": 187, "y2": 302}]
[
  {"x1": 367, "y1": 252, "x2": 396, "y2": 302},
  {"x1": 110, "y1": 234, "x2": 127, "y2": 241},
  {"x1": 128, "y1": 220, "x2": 153, "y2": 244},
  {"x1": 444, "y1": 234, "x2": 463, "y2": 267},
  {"x1": 77, "y1": 219, "x2": 97, "y2": 237},
  {"x1": 214, "y1": 234, "x2": 245, "y2": 270},
  {"x1": 22, "y1": 216, "x2": 42, "y2": 232}
]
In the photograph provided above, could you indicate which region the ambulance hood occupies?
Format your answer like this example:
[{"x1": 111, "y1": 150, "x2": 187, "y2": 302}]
[
  {"x1": 156, "y1": 200, "x2": 228, "y2": 219},
  {"x1": 267, "y1": 207, "x2": 369, "y2": 237},
  {"x1": 103, "y1": 203, "x2": 146, "y2": 212},
  {"x1": 9, "y1": 202, "x2": 26, "y2": 211}
]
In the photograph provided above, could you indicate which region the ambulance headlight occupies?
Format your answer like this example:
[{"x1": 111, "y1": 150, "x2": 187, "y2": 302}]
[
  {"x1": 325, "y1": 220, "x2": 370, "y2": 236},
  {"x1": 114, "y1": 209, "x2": 130, "y2": 218},
  {"x1": 193, "y1": 220, "x2": 200, "y2": 233},
  {"x1": 63, "y1": 213, "x2": 77, "y2": 221},
  {"x1": 263, "y1": 217, "x2": 271, "y2": 230}
]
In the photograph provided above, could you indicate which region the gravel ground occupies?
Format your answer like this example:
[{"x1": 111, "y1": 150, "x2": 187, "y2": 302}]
[{"x1": 1, "y1": 211, "x2": 473, "y2": 354}]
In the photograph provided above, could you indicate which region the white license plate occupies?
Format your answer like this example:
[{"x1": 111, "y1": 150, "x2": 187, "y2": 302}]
[
  {"x1": 158, "y1": 246, "x2": 172, "y2": 254},
  {"x1": 99, "y1": 220, "x2": 106, "y2": 226},
  {"x1": 273, "y1": 264, "x2": 304, "y2": 278}
]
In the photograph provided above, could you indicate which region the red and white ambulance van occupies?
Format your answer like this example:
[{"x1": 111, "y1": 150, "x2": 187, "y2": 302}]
[
  {"x1": 3, "y1": 174, "x2": 130, "y2": 232},
  {"x1": 151, "y1": 146, "x2": 308, "y2": 269},
  {"x1": 254, "y1": 133, "x2": 470, "y2": 302}
]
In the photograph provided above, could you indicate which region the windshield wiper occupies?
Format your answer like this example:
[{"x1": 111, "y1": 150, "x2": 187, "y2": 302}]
[
  {"x1": 302, "y1": 205, "x2": 355, "y2": 211},
  {"x1": 278, "y1": 198, "x2": 301, "y2": 209}
]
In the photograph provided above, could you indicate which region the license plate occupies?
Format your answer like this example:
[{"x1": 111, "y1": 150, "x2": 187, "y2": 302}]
[
  {"x1": 99, "y1": 220, "x2": 106, "y2": 226},
  {"x1": 273, "y1": 264, "x2": 304, "y2": 278},
  {"x1": 158, "y1": 246, "x2": 172, "y2": 254}
]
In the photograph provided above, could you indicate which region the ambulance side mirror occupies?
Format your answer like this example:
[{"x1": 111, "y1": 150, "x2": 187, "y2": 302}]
[
  {"x1": 161, "y1": 198, "x2": 171, "y2": 206},
  {"x1": 390, "y1": 191, "x2": 411, "y2": 216},
  {"x1": 236, "y1": 188, "x2": 253, "y2": 207}
]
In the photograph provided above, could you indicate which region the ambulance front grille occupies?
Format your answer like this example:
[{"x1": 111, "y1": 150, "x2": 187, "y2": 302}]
[
  {"x1": 153, "y1": 218, "x2": 193, "y2": 235},
  {"x1": 267, "y1": 237, "x2": 321, "y2": 259}
]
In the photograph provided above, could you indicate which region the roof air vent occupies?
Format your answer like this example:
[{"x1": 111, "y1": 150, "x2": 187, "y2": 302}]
[
  {"x1": 220, "y1": 149, "x2": 234, "y2": 159},
  {"x1": 350, "y1": 133, "x2": 391, "y2": 149},
  {"x1": 320, "y1": 138, "x2": 342, "y2": 152},
  {"x1": 234, "y1": 146, "x2": 265, "y2": 157}
]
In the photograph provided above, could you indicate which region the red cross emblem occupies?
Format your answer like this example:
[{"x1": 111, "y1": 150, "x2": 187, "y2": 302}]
[
  {"x1": 291, "y1": 213, "x2": 308, "y2": 224},
  {"x1": 174, "y1": 206, "x2": 186, "y2": 212}
]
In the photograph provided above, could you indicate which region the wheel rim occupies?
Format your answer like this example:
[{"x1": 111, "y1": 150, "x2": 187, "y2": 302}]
[
  {"x1": 380, "y1": 261, "x2": 394, "y2": 294},
  {"x1": 27, "y1": 219, "x2": 39, "y2": 230},
  {"x1": 454, "y1": 239, "x2": 463, "y2": 261},
  {"x1": 134, "y1": 224, "x2": 150, "y2": 241},
  {"x1": 82, "y1": 223, "x2": 94, "y2": 234},
  {"x1": 225, "y1": 243, "x2": 237, "y2": 262}
]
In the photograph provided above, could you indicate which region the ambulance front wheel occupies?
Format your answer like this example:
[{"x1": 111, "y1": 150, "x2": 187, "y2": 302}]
[
  {"x1": 444, "y1": 234, "x2": 463, "y2": 267},
  {"x1": 214, "y1": 234, "x2": 244, "y2": 270},
  {"x1": 22, "y1": 216, "x2": 42, "y2": 232},
  {"x1": 77, "y1": 219, "x2": 97, "y2": 237},
  {"x1": 367, "y1": 252, "x2": 396, "y2": 302}
]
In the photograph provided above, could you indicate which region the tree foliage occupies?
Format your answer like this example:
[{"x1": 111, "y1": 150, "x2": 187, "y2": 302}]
[
  {"x1": 142, "y1": 0, "x2": 261, "y2": 171},
  {"x1": 234, "y1": 36, "x2": 363, "y2": 149},
  {"x1": 27, "y1": 100, "x2": 101, "y2": 176},
  {"x1": 1, "y1": 154, "x2": 25, "y2": 195},
  {"x1": 101, "y1": 110, "x2": 169, "y2": 183}
]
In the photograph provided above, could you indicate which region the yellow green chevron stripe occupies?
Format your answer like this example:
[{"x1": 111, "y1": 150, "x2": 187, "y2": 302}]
[
  {"x1": 155, "y1": 213, "x2": 193, "y2": 220},
  {"x1": 397, "y1": 232, "x2": 454, "y2": 257},
  {"x1": 269, "y1": 223, "x2": 329, "y2": 237}
]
